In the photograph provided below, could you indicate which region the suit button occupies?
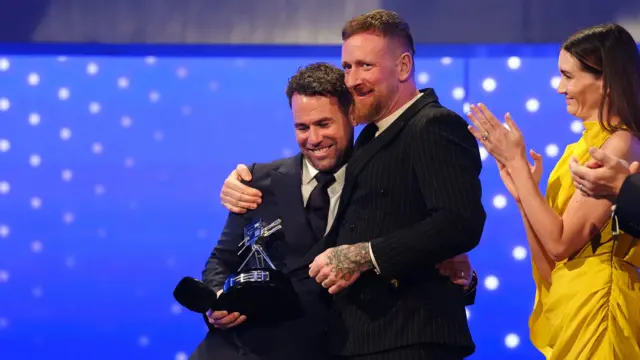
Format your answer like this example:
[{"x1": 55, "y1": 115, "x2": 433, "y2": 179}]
[
  {"x1": 350, "y1": 224, "x2": 355, "y2": 231},
  {"x1": 379, "y1": 189, "x2": 386, "y2": 194}
]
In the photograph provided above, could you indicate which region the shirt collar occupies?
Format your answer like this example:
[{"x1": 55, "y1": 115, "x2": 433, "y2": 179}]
[
  {"x1": 375, "y1": 92, "x2": 423, "y2": 135},
  {"x1": 302, "y1": 157, "x2": 346, "y2": 185}
]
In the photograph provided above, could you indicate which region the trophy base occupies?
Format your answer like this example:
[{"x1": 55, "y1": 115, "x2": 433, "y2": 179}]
[{"x1": 220, "y1": 268, "x2": 303, "y2": 327}]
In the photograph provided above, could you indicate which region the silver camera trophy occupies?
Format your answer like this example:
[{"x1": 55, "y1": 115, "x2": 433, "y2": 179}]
[{"x1": 220, "y1": 218, "x2": 303, "y2": 326}]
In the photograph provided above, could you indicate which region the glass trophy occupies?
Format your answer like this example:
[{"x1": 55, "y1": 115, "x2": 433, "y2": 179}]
[{"x1": 219, "y1": 218, "x2": 303, "y2": 326}]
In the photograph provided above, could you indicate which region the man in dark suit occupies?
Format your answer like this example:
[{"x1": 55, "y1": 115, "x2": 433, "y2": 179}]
[
  {"x1": 305, "y1": 10, "x2": 485, "y2": 360},
  {"x1": 192, "y1": 63, "x2": 478, "y2": 360},
  {"x1": 569, "y1": 146, "x2": 640, "y2": 237},
  {"x1": 219, "y1": 10, "x2": 485, "y2": 360}
]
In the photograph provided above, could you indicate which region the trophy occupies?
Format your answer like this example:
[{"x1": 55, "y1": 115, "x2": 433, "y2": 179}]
[{"x1": 218, "y1": 218, "x2": 303, "y2": 326}]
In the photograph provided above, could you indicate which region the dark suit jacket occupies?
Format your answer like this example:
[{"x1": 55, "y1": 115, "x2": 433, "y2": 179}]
[
  {"x1": 324, "y1": 89, "x2": 486, "y2": 357},
  {"x1": 192, "y1": 154, "x2": 332, "y2": 360},
  {"x1": 617, "y1": 173, "x2": 640, "y2": 237}
]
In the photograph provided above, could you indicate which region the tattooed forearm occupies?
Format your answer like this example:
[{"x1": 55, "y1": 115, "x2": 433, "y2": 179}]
[{"x1": 326, "y1": 243, "x2": 374, "y2": 280}]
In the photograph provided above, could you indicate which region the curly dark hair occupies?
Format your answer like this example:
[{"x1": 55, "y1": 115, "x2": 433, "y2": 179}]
[
  {"x1": 342, "y1": 9, "x2": 415, "y2": 57},
  {"x1": 285, "y1": 62, "x2": 352, "y2": 116},
  {"x1": 562, "y1": 23, "x2": 640, "y2": 138}
]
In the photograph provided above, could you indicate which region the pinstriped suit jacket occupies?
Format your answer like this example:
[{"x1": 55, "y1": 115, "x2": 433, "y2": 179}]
[{"x1": 325, "y1": 88, "x2": 486, "y2": 357}]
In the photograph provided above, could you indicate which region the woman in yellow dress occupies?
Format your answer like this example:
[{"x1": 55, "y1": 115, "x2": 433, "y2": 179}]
[{"x1": 467, "y1": 24, "x2": 640, "y2": 359}]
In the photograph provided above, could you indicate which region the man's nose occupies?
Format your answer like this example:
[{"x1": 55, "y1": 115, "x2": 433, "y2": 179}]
[
  {"x1": 308, "y1": 128, "x2": 322, "y2": 145},
  {"x1": 345, "y1": 70, "x2": 362, "y2": 88}
]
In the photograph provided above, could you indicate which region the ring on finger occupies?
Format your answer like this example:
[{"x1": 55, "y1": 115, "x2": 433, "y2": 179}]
[{"x1": 481, "y1": 132, "x2": 489, "y2": 140}]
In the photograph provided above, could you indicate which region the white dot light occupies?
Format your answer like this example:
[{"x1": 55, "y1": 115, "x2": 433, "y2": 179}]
[
  {"x1": 57, "y1": 56, "x2": 67, "y2": 62},
  {"x1": 94, "y1": 184, "x2": 106, "y2": 195},
  {"x1": 550, "y1": 76, "x2": 561, "y2": 89},
  {"x1": 0, "y1": 270, "x2": 9, "y2": 283},
  {"x1": 32, "y1": 287, "x2": 43, "y2": 298},
  {"x1": 58, "y1": 87, "x2": 70, "y2": 100},
  {"x1": 171, "y1": 303, "x2": 182, "y2": 315},
  {"x1": 149, "y1": 91, "x2": 160, "y2": 102},
  {"x1": 0, "y1": 139, "x2": 10, "y2": 152},
  {"x1": 484, "y1": 275, "x2": 499, "y2": 290},
  {"x1": 507, "y1": 56, "x2": 521, "y2": 70},
  {"x1": 27, "y1": 72, "x2": 40, "y2": 86},
  {"x1": 526, "y1": 98, "x2": 540, "y2": 112},
  {"x1": 31, "y1": 240, "x2": 43, "y2": 253},
  {"x1": 28, "y1": 113, "x2": 41, "y2": 126},
  {"x1": 0, "y1": 318, "x2": 8, "y2": 329},
  {"x1": 0, "y1": 58, "x2": 9, "y2": 71},
  {"x1": 417, "y1": 72, "x2": 429, "y2": 85},
  {"x1": 175, "y1": 352, "x2": 188, "y2": 360},
  {"x1": 144, "y1": 56, "x2": 157, "y2": 65},
  {"x1": 512, "y1": 246, "x2": 528, "y2": 260},
  {"x1": 121, "y1": 116, "x2": 132, "y2": 128},
  {"x1": 61, "y1": 169, "x2": 73, "y2": 182},
  {"x1": 545, "y1": 144, "x2": 559, "y2": 158},
  {"x1": 65, "y1": 256, "x2": 76, "y2": 268},
  {"x1": 505, "y1": 333, "x2": 520, "y2": 348},
  {"x1": 153, "y1": 131, "x2": 164, "y2": 141},
  {"x1": 30, "y1": 197, "x2": 42, "y2": 209},
  {"x1": 89, "y1": 102, "x2": 101, "y2": 114},
  {"x1": 570, "y1": 120, "x2": 584, "y2": 134},
  {"x1": 492, "y1": 194, "x2": 507, "y2": 209},
  {"x1": 176, "y1": 67, "x2": 188, "y2": 78},
  {"x1": 482, "y1": 78, "x2": 497, "y2": 92},
  {"x1": 86, "y1": 62, "x2": 99, "y2": 75},
  {"x1": 92, "y1": 142, "x2": 103, "y2": 154},
  {"x1": 29, "y1": 154, "x2": 41, "y2": 167},
  {"x1": 60, "y1": 128, "x2": 72, "y2": 141},
  {"x1": 441, "y1": 57, "x2": 453, "y2": 65},
  {"x1": 0, "y1": 225, "x2": 9, "y2": 238},
  {"x1": 117, "y1": 77, "x2": 130, "y2": 89},
  {"x1": 0, "y1": 98, "x2": 10, "y2": 111},
  {"x1": 452, "y1": 87, "x2": 465, "y2": 100},
  {"x1": 138, "y1": 335, "x2": 150, "y2": 347},
  {"x1": 0, "y1": 181, "x2": 10, "y2": 195},
  {"x1": 124, "y1": 157, "x2": 135, "y2": 168}
]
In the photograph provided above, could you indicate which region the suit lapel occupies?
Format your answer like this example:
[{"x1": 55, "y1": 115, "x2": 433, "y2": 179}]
[
  {"x1": 338, "y1": 90, "x2": 439, "y2": 215},
  {"x1": 271, "y1": 153, "x2": 319, "y2": 250}
]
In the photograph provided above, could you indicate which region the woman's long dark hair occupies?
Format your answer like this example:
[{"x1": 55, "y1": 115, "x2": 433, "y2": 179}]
[{"x1": 562, "y1": 23, "x2": 640, "y2": 139}]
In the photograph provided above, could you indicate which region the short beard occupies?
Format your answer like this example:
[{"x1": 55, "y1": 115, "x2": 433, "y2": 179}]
[{"x1": 352, "y1": 98, "x2": 384, "y2": 125}]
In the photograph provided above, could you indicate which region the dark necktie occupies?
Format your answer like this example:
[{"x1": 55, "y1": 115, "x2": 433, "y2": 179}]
[
  {"x1": 354, "y1": 122, "x2": 379, "y2": 151},
  {"x1": 306, "y1": 172, "x2": 336, "y2": 240}
]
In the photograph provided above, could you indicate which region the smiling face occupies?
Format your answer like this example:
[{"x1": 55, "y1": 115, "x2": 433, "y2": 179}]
[
  {"x1": 291, "y1": 94, "x2": 353, "y2": 172},
  {"x1": 341, "y1": 33, "x2": 402, "y2": 125},
  {"x1": 556, "y1": 49, "x2": 604, "y2": 121}
]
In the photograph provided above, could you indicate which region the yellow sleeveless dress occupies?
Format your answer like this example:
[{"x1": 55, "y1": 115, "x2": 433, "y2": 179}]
[{"x1": 529, "y1": 121, "x2": 640, "y2": 359}]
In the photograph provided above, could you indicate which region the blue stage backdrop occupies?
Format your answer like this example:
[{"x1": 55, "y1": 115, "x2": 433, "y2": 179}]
[{"x1": 0, "y1": 45, "x2": 583, "y2": 359}]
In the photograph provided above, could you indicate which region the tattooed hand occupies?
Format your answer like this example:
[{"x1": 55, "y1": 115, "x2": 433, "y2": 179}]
[{"x1": 308, "y1": 243, "x2": 374, "y2": 294}]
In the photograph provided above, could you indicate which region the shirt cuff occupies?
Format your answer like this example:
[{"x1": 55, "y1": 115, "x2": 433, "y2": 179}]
[{"x1": 368, "y1": 242, "x2": 381, "y2": 274}]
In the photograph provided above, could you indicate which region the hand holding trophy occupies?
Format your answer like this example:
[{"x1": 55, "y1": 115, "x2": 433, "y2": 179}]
[{"x1": 173, "y1": 218, "x2": 302, "y2": 328}]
